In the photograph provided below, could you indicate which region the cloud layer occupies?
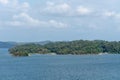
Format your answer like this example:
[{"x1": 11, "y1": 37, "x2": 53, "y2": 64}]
[
  {"x1": 1, "y1": 0, "x2": 120, "y2": 41},
  {"x1": 1, "y1": 0, "x2": 119, "y2": 29}
]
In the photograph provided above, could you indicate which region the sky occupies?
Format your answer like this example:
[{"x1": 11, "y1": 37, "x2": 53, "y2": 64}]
[{"x1": 0, "y1": 0, "x2": 120, "y2": 42}]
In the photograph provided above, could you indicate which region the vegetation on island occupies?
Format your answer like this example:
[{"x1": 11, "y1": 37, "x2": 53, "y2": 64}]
[{"x1": 9, "y1": 40, "x2": 120, "y2": 56}]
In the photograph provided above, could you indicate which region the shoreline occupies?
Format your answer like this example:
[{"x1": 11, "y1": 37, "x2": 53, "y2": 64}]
[{"x1": 21, "y1": 52, "x2": 119, "y2": 57}]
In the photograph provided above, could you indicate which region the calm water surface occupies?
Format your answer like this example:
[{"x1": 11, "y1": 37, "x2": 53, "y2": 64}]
[{"x1": 0, "y1": 48, "x2": 120, "y2": 80}]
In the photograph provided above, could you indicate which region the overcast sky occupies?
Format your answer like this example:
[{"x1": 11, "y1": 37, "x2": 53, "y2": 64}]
[{"x1": 0, "y1": 0, "x2": 120, "y2": 42}]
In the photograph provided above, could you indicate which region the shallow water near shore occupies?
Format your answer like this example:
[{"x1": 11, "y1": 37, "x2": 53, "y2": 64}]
[{"x1": 0, "y1": 48, "x2": 120, "y2": 80}]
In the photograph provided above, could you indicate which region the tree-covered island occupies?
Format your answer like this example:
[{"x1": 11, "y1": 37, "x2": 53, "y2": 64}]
[{"x1": 9, "y1": 40, "x2": 120, "y2": 56}]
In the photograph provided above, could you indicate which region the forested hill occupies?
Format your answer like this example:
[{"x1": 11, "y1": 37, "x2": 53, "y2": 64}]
[
  {"x1": 0, "y1": 42, "x2": 17, "y2": 48},
  {"x1": 9, "y1": 40, "x2": 120, "y2": 56}
]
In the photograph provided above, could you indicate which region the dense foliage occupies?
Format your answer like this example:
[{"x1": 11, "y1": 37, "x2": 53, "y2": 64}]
[
  {"x1": 9, "y1": 40, "x2": 120, "y2": 56},
  {"x1": 9, "y1": 44, "x2": 51, "y2": 56}
]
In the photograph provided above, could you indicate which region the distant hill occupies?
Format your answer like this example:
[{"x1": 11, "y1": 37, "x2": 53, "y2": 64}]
[
  {"x1": 33, "y1": 41, "x2": 52, "y2": 45},
  {"x1": 0, "y1": 41, "x2": 51, "y2": 48},
  {"x1": 17, "y1": 41, "x2": 52, "y2": 45},
  {"x1": 0, "y1": 42, "x2": 17, "y2": 48}
]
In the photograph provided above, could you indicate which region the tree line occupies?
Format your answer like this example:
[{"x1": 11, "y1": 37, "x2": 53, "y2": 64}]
[{"x1": 9, "y1": 40, "x2": 120, "y2": 56}]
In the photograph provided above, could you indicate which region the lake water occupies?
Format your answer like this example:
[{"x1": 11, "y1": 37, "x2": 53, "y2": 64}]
[{"x1": 0, "y1": 48, "x2": 120, "y2": 80}]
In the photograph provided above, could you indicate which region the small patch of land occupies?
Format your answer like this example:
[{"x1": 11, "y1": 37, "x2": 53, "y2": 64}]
[{"x1": 8, "y1": 40, "x2": 120, "y2": 56}]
